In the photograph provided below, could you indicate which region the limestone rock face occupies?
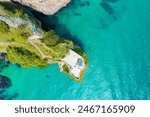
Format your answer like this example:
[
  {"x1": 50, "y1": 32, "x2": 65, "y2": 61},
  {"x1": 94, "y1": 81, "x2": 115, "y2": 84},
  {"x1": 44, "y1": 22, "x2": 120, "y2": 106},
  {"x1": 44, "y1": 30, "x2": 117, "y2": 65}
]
[{"x1": 12, "y1": 0, "x2": 71, "y2": 15}]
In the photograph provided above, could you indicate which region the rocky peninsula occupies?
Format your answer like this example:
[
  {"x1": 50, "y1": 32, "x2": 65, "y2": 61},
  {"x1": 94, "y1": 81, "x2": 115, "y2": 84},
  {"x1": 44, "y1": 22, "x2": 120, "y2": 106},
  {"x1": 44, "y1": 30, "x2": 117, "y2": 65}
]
[{"x1": 0, "y1": 2, "x2": 88, "y2": 82}]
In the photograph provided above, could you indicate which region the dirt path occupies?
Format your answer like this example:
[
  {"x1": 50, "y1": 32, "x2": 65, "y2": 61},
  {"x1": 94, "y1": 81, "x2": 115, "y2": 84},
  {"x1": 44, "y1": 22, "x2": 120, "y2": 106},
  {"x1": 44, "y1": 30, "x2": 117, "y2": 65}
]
[
  {"x1": 0, "y1": 42, "x2": 10, "y2": 46},
  {"x1": 28, "y1": 39, "x2": 46, "y2": 58},
  {"x1": 0, "y1": 37, "x2": 54, "y2": 60},
  {"x1": 28, "y1": 38, "x2": 53, "y2": 59}
]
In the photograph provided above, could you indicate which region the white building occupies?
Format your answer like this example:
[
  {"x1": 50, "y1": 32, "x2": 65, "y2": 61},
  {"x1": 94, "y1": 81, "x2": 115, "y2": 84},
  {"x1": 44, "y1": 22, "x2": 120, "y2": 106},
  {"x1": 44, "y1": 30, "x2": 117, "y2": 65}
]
[{"x1": 61, "y1": 49, "x2": 86, "y2": 79}]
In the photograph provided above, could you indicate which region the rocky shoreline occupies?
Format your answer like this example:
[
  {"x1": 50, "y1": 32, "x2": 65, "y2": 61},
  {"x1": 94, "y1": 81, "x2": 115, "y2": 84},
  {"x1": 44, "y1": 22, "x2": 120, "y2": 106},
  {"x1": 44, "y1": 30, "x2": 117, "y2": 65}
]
[{"x1": 0, "y1": 0, "x2": 71, "y2": 15}]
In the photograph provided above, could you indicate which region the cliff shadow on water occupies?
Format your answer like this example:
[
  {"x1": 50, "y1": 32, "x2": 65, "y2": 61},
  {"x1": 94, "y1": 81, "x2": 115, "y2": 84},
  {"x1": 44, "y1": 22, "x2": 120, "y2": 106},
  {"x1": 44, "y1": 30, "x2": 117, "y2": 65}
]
[
  {"x1": 31, "y1": 0, "x2": 120, "y2": 51},
  {"x1": 32, "y1": 11, "x2": 85, "y2": 51}
]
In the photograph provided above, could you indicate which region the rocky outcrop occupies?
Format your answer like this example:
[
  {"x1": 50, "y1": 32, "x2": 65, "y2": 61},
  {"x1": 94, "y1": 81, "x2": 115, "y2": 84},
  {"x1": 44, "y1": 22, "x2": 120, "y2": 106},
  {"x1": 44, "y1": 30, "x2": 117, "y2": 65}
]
[
  {"x1": 12, "y1": 0, "x2": 71, "y2": 15},
  {"x1": 0, "y1": 0, "x2": 71, "y2": 15}
]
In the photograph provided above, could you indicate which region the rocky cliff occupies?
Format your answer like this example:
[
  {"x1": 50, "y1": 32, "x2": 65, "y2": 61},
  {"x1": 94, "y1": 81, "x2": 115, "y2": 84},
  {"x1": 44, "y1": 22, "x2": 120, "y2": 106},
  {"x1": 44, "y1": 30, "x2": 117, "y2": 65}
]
[
  {"x1": 0, "y1": 0, "x2": 71, "y2": 15},
  {"x1": 12, "y1": 0, "x2": 71, "y2": 15}
]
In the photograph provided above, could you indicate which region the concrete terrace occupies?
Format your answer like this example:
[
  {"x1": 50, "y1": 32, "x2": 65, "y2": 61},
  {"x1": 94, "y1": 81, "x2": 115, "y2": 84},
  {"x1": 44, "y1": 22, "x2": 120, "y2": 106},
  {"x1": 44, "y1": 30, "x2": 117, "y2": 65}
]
[{"x1": 61, "y1": 49, "x2": 86, "y2": 79}]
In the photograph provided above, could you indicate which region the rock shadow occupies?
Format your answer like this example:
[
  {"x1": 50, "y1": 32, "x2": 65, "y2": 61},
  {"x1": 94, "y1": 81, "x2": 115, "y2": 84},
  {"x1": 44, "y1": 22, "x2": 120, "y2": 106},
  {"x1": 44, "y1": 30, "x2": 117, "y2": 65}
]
[{"x1": 32, "y1": 11, "x2": 85, "y2": 50}]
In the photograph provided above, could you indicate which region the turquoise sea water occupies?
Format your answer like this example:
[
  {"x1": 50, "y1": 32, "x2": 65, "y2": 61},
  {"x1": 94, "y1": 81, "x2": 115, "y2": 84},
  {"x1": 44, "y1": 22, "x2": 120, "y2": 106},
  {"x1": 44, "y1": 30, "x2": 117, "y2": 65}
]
[{"x1": 0, "y1": 0, "x2": 150, "y2": 99}]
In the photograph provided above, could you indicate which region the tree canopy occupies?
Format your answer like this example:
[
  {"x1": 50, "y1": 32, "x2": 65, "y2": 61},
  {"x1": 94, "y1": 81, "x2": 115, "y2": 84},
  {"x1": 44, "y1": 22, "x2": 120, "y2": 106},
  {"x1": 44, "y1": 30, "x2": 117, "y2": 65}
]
[{"x1": 6, "y1": 46, "x2": 48, "y2": 69}]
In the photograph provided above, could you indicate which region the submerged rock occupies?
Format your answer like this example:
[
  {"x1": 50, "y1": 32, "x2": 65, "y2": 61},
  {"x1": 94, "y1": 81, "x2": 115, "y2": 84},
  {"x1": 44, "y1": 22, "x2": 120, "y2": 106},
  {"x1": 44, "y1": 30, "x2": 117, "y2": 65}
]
[
  {"x1": 0, "y1": 75, "x2": 12, "y2": 91},
  {"x1": 0, "y1": 74, "x2": 18, "y2": 100}
]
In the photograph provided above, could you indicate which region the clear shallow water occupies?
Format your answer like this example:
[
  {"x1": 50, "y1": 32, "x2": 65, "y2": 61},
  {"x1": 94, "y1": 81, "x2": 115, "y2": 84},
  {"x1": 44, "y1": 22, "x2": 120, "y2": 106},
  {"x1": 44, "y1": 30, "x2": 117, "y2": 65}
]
[{"x1": 0, "y1": 0, "x2": 150, "y2": 99}]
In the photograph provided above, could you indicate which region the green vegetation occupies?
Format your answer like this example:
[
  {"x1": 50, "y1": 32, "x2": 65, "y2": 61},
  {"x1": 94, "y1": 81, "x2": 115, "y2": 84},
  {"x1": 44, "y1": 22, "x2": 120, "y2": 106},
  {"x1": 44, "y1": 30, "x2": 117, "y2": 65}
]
[
  {"x1": 40, "y1": 31, "x2": 74, "y2": 48},
  {"x1": 0, "y1": 21, "x2": 9, "y2": 33},
  {"x1": 0, "y1": 3, "x2": 74, "y2": 68},
  {"x1": 40, "y1": 31, "x2": 60, "y2": 46},
  {"x1": 0, "y1": 21, "x2": 31, "y2": 43},
  {"x1": 39, "y1": 31, "x2": 74, "y2": 60},
  {"x1": 0, "y1": 3, "x2": 40, "y2": 27},
  {"x1": 0, "y1": 3, "x2": 22, "y2": 17},
  {"x1": 6, "y1": 46, "x2": 48, "y2": 68},
  {"x1": 62, "y1": 64, "x2": 69, "y2": 74},
  {"x1": 62, "y1": 64, "x2": 76, "y2": 81}
]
